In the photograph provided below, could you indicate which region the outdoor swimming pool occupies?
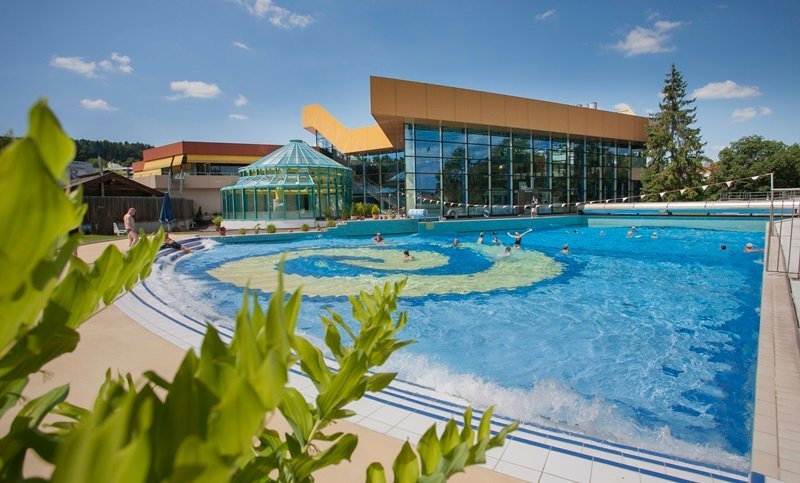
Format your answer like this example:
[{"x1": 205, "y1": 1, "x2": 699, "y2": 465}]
[{"x1": 150, "y1": 222, "x2": 764, "y2": 470}]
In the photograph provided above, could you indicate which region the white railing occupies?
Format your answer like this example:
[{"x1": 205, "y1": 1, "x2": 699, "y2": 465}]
[{"x1": 766, "y1": 188, "x2": 800, "y2": 277}]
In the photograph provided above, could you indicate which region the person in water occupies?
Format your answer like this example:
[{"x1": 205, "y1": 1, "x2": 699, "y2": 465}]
[
  {"x1": 402, "y1": 250, "x2": 414, "y2": 261},
  {"x1": 452, "y1": 238, "x2": 460, "y2": 247},
  {"x1": 507, "y1": 228, "x2": 533, "y2": 247},
  {"x1": 374, "y1": 233, "x2": 384, "y2": 244},
  {"x1": 492, "y1": 232, "x2": 501, "y2": 245},
  {"x1": 560, "y1": 244, "x2": 570, "y2": 255},
  {"x1": 743, "y1": 243, "x2": 763, "y2": 253},
  {"x1": 162, "y1": 233, "x2": 194, "y2": 253},
  {"x1": 477, "y1": 232, "x2": 485, "y2": 244}
]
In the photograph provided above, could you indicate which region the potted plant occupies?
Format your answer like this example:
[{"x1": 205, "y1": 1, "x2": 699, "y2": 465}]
[
  {"x1": 326, "y1": 218, "x2": 336, "y2": 228},
  {"x1": 371, "y1": 204, "x2": 380, "y2": 219},
  {"x1": 212, "y1": 216, "x2": 224, "y2": 232},
  {"x1": 266, "y1": 224, "x2": 277, "y2": 234},
  {"x1": 238, "y1": 227, "x2": 247, "y2": 235},
  {"x1": 301, "y1": 223, "x2": 310, "y2": 232},
  {"x1": 352, "y1": 203, "x2": 363, "y2": 220},
  {"x1": 341, "y1": 207, "x2": 350, "y2": 220},
  {"x1": 254, "y1": 223, "x2": 261, "y2": 234}
]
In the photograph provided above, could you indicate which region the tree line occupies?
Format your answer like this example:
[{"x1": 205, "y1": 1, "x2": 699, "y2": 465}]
[
  {"x1": 643, "y1": 65, "x2": 799, "y2": 199},
  {"x1": 0, "y1": 131, "x2": 151, "y2": 166}
]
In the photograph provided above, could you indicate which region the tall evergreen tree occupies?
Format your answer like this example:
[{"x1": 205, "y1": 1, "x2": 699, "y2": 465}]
[{"x1": 642, "y1": 65, "x2": 705, "y2": 200}]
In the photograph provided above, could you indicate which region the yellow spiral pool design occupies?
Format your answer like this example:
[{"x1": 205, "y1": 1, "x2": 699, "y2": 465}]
[{"x1": 208, "y1": 243, "x2": 563, "y2": 297}]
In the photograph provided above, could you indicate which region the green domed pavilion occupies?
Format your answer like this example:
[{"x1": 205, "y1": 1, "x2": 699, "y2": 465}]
[{"x1": 220, "y1": 139, "x2": 352, "y2": 220}]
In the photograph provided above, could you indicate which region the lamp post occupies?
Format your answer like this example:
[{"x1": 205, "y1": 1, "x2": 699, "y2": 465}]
[{"x1": 98, "y1": 154, "x2": 105, "y2": 197}]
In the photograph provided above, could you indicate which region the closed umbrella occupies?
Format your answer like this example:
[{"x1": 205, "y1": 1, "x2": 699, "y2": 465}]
[{"x1": 159, "y1": 193, "x2": 174, "y2": 227}]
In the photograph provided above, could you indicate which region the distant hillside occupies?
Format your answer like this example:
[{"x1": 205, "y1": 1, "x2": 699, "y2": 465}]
[
  {"x1": 0, "y1": 134, "x2": 152, "y2": 166},
  {"x1": 73, "y1": 139, "x2": 153, "y2": 166}
]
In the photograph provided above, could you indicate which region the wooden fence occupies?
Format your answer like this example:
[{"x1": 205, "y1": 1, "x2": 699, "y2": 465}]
[{"x1": 83, "y1": 196, "x2": 194, "y2": 234}]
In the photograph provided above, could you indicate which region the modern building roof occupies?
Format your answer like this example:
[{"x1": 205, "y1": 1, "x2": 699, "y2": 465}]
[
  {"x1": 68, "y1": 172, "x2": 164, "y2": 197},
  {"x1": 303, "y1": 76, "x2": 650, "y2": 155},
  {"x1": 243, "y1": 139, "x2": 350, "y2": 171},
  {"x1": 142, "y1": 141, "x2": 281, "y2": 162}
]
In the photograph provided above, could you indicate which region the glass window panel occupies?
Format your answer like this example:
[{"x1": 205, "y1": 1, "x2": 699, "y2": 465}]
[
  {"x1": 442, "y1": 126, "x2": 466, "y2": 143},
  {"x1": 404, "y1": 123, "x2": 413, "y2": 140},
  {"x1": 414, "y1": 173, "x2": 440, "y2": 193},
  {"x1": 534, "y1": 134, "x2": 550, "y2": 152},
  {"x1": 415, "y1": 124, "x2": 439, "y2": 141},
  {"x1": 467, "y1": 173, "x2": 489, "y2": 206},
  {"x1": 467, "y1": 128, "x2": 489, "y2": 145},
  {"x1": 415, "y1": 156, "x2": 440, "y2": 173},
  {"x1": 552, "y1": 137, "x2": 568, "y2": 152},
  {"x1": 467, "y1": 144, "x2": 489, "y2": 161},
  {"x1": 631, "y1": 156, "x2": 646, "y2": 169},
  {"x1": 603, "y1": 141, "x2": 617, "y2": 155},
  {"x1": 404, "y1": 140, "x2": 414, "y2": 156},
  {"x1": 415, "y1": 140, "x2": 440, "y2": 158},
  {"x1": 491, "y1": 159, "x2": 509, "y2": 177},
  {"x1": 631, "y1": 143, "x2": 645, "y2": 157},
  {"x1": 490, "y1": 144, "x2": 509, "y2": 161},
  {"x1": 490, "y1": 130, "x2": 510, "y2": 146},
  {"x1": 552, "y1": 163, "x2": 567, "y2": 177},
  {"x1": 533, "y1": 152, "x2": 549, "y2": 177},
  {"x1": 617, "y1": 142, "x2": 630, "y2": 156},
  {"x1": 586, "y1": 139, "x2": 602, "y2": 153},
  {"x1": 513, "y1": 131, "x2": 532, "y2": 149},
  {"x1": 442, "y1": 142, "x2": 466, "y2": 159}
]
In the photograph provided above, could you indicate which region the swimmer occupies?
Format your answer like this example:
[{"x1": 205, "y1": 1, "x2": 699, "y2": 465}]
[
  {"x1": 477, "y1": 232, "x2": 485, "y2": 244},
  {"x1": 573, "y1": 229, "x2": 579, "y2": 234},
  {"x1": 651, "y1": 232, "x2": 658, "y2": 239},
  {"x1": 599, "y1": 230, "x2": 605, "y2": 236},
  {"x1": 453, "y1": 238, "x2": 459, "y2": 247},
  {"x1": 498, "y1": 246, "x2": 512, "y2": 258},
  {"x1": 373, "y1": 233, "x2": 384, "y2": 244},
  {"x1": 743, "y1": 243, "x2": 763, "y2": 253},
  {"x1": 507, "y1": 228, "x2": 533, "y2": 248},
  {"x1": 403, "y1": 250, "x2": 414, "y2": 261},
  {"x1": 492, "y1": 233, "x2": 501, "y2": 245},
  {"x1": 627, "y1": 230, "x2": 634, "y2": 238},
  {"x1": 560, "y1": 244, "x2": 570, "y2": 255},
  {"x1": 720, "y1": 244, "x2": 727, "y2": 251}
]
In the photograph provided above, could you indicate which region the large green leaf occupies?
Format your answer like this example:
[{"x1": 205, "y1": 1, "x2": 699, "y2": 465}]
[
  {"x1": 417, "y1": 426, "x2": 442, "y2": 476},
  {"x1": 391, "y1": 442, "x2": 419, "y2": 483},
  {"x1": 27, "y1": 99, "x2": 75, "y2": 182},
  {"x1": 366, "y1": 462, "x2": 387, "y2": 483},
  {"x1": 278, "y1": 387, "x2": 314, "y2": 448},
  {"x1": 290, "y1": 433, "x2": 358, "y2": 479}
]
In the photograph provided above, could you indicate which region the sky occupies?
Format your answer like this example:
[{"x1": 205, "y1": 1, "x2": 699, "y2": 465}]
[{"x1": 0, "y1": 0, "x2": 798, "y2": 160}]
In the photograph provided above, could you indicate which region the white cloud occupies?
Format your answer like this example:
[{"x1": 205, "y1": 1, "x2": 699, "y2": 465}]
[
  {"x1": 80, "y1": 99, "x2": 118, "y2": 111},
  {"x1": 51, "y1": 52, "x2": 132, "y2": 77},
  {"x1": 50, "y1": 56, "x2": 97, "y2": 77},
  {"x1": 612, "y1": 19, "x2": 683, "y2": 56},
  {"x1": 229, "y1": 114, "x2": 250, "y2": 120},
  {"x1": 232, "y1": 41, "x2": 251, "y2": 51},
  {"x1": 234, "y1": 0, "x2": 314, "y2": 29},
  {"x1": 110, "y1": 52, "x2": 133, "y2": 73},
  {"x1": 760, "y1": 107, "x2": 773, "y2": 116},
  {"x1": 731, "y1": 107, "x2": 757, "y2": 122},
  {"x1": 693, "y1": 80, "x2": 760, "y2": 99},
  {"x1": 613, "y1": 103, "x2": 637, "y2": 115},
  {"x1": 535, "y1": 9, "x2": 555, "y2": 21},
  {"x1": 168, "y1": 81, "x2": 223, "y2": 100},
  {"x1": 234, "y1": 94, "x2": 248, "y2": 106}
]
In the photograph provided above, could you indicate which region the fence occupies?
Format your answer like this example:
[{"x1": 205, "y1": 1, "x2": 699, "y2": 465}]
[
  {"x1": 765, "y1": 188, "x2": 800, "y2": 277},
  {"x1": 83, "y1": 196, "x2": 194, "y2": 235}
]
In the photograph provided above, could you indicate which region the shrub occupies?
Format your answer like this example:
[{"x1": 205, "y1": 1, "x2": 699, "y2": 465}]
[
  {"x1": 342, "y1": 207, "x2": 350, "y2": 219},
  {"x1": 212, "y1": 215, "x2": 223, "y2": 230},
  {"x1": 238, "y1": 227, "x2": 247, "y2": 235},
  {"x1": 254, "y1": 223, "x2": 261, "y2": 234},
  {"x1": 301, "y1": 223, "x2": 310, "y2": 232},
  {"x1": 266, "y1": 223, "x2": 277, "y2": 233},
  {"x1": 326, "y1": 218, "x2": 337, "y2": 228},
  {"x1": 352, "y1": 202, "x2": 364, "y2": 217},
  {"x1": 371, "y1": 204, "x2": 381, "y2": 216}
]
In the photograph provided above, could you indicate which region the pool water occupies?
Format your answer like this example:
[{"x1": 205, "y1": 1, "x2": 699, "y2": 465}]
[{"x1": 155, "y1": 224, "x2": 763, "y2": 469}]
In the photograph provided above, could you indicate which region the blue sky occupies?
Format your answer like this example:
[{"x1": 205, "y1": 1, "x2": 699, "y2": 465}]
[{"x1": 0, "y1": 0, "x2": 798, "y2": 160}]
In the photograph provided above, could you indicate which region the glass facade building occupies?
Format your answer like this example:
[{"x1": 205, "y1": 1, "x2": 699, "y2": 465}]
[
  {"x1": 304, "y1": 76, "x2": 650, "y2": 218},
  {"x1": 221, "y1": 140, "x2": 352, "y2": 220}
]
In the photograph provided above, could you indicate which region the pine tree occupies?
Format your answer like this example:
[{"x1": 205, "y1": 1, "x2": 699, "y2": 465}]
[{"x1": 643, "y1": 65, "x2": 705, "y2": 200}]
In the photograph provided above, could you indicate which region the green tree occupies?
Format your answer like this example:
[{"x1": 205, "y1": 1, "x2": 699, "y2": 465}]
[
  {"x1": 708, "y1": 135, "x2": 800, "y2": 197},
  {"x1": 0, "y1": 101, "x2": 518, "y2": 482},
  {"x1": 642, "y1": 64, "x2": 705, "y2": 200}
]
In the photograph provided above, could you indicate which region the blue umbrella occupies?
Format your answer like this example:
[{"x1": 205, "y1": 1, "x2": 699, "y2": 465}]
[{"x1": 159, "y1": 193, "x2": 174, "y2": 225}]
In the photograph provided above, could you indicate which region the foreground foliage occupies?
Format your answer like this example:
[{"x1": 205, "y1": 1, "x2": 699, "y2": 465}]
[{"x1": 0, "y1": 101, "x2": 518, "y2": 482}]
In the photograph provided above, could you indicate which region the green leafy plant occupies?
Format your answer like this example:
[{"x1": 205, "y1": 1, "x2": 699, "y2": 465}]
[
  {"x1": 326, "y1": 219, "x2": 337, "y2": 228},
  {"x1": 212, "y1": 216, "x2": 224, "y2": 231},
  {"x1": 266, "y1": 223, "x2": 277, "y2": 234},
  {"x1": 342, "y1": 207, "x2": 350, "y2": 220},
  {"x1": 254, "y1": 223, "x2": 262, "y2": 234},
  {"x1": 238, "y1": 227, "x2": 247, "y2": 235},
  {"x1": 371, "y1": 204, "x2": 381, "y2": 217},
  {"x1": 301, "y1": 223, "x2": 310, "y2": 232},
  {"x1": 0, "y1": 100, "x2": 519, "y2": 482},
  {"x1": 0, "y1": 100, "x2": 163, "y2": 481},
  {"x1": 352, "y1": 202, "x2": 365, "y2": 218}
]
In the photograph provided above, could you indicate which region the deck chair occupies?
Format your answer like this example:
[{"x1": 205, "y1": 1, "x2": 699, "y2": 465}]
[{"x1": 113, "y1": 223, "x2": 127, "y2": 236}]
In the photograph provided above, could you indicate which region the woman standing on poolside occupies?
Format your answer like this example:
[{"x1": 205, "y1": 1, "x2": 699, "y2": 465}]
[{"x1": 507, "y1": 228, "x2": 533, "y2": 248}]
